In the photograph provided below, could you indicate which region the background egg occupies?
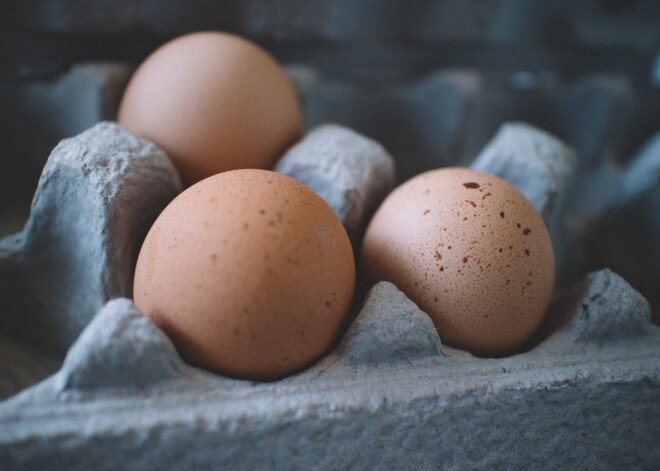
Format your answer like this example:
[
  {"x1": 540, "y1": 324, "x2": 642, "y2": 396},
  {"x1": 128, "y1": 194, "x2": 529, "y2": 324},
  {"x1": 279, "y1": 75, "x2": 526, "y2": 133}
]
[
  {"x1": 118, "y1": 31, "x2": 302, "y2": 185},
  {"x1": 361, "y1": 167, "x2": 555, "y2": 356},
  {"x1": 133, "y1": 169, "x2": 355, "y2": 381}
]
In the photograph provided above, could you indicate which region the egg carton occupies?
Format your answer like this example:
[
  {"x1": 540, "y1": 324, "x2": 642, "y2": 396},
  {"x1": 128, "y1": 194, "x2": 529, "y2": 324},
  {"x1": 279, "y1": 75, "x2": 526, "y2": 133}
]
[{"x1": 1, "y1": 62, "x2": 660, "y2": 469}]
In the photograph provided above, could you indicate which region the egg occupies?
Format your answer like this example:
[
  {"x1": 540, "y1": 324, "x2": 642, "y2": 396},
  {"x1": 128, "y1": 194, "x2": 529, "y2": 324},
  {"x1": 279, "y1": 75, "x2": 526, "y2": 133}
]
[
  {"x1": 117, "y1": 31, "x2": 302, "y2": 185},
  {"x1": 133, "y1": 169, "x2": 355, "y2": 381},
  {"x1": 361, "y1": 167, "x2": 554, "y2": 356}
]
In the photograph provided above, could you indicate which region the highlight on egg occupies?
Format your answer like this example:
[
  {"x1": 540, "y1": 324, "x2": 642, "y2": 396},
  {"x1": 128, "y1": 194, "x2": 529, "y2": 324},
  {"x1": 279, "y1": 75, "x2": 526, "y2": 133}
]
[
  {"x1": 117, "y1": 31, "x2": 302, "y2": 185},
  {"x1": 133, "y1": 169, "x2": 355, "y2": 381},
  {"x1": 361, "y1": 167, "x2": 555, "y2": 356}
]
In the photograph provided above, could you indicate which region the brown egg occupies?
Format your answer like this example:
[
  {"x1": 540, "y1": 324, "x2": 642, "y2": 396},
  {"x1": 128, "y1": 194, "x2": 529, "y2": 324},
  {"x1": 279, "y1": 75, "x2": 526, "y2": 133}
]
[
  {"x1": 117, "y1": 31, "x2": 302, "y2": 185},
  {"x1": 361, "y1": 167, "x2": 554, "y2": 356},
  {"x1": 133, "y1": 169, "x2": 355, "y2": 381}
]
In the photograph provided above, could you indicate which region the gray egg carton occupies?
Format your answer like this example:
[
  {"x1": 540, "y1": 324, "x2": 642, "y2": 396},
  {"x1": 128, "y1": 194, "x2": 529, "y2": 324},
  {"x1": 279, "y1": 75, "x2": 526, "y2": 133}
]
[{"x1": 1, "y1": 62, "x2": 660, "y2": 469}]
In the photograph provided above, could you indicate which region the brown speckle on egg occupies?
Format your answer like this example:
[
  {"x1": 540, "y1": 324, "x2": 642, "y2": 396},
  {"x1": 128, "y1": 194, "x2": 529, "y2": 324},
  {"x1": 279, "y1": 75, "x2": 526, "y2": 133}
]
[
  {"x1": 361, "y1": 167, "x2": 555, "y2": 356},
  {"x1": 134, "y1": 170, "x2": 355, "y2": 381}
]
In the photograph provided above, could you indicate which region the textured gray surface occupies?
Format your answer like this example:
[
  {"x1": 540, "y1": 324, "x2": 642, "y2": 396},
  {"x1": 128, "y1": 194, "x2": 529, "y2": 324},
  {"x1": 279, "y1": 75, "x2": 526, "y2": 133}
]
[
  {"x1": 0, "y1": 62, "x2": 133, "y2": 238},
  {"x1": 336, "y1": 282, "x2": 443, "y2": 365},
  {"x1": 471, "y1": 122, "x2": 576, "y2": 234},
  {"x1": 0, "y1": 120, "x2": 658, "y2": 470},
  {"x1": 275, "y1": 124, "x2": 396, "y2": 246},
  {"x1": 563, "y1": 269, "x2": 653, "y2": 342},
  {"x1": 0, "y1": 122, "x2": 181, "y2": 362},
  {"x1": 57, "y1": 298, "x2": 185, "y2": 391},
  {"x1": 0, "y1": 281, "x2": 658, "y2": 470},
  {"x1": 0, "y1": 24, "x2": 660, "y2": 464}
]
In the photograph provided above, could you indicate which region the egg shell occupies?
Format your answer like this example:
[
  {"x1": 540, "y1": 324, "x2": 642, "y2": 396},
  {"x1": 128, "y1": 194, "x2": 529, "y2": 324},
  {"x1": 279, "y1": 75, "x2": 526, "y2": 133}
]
[
  {"x1": 133, "y1": 169, "x2": 355, "y2": 381},
  {"x1": 118, "y1": 31, "x2": 302, "y2": 185},
  {"x1": 361, "y1": 167, "x2": 555, "y2": 356}
]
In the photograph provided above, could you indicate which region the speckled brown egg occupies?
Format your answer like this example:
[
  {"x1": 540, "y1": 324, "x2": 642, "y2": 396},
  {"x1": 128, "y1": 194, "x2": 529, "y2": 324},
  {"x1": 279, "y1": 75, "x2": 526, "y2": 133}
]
[
  {"x1": 133, "y1": 169, "x2": 355, "y2": 381},
  {"x1": 117, "y1": 31, "x2": 302, "y2": 185},
  {"x1": 361, "y1": 167, "x2": 554, "y2": 356}
]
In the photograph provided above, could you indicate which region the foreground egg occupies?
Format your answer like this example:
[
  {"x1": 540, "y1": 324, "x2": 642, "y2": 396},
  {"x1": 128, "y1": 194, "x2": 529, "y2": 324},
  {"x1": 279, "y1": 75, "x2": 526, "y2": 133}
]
[
  {"x1": 134, "y1": 170, "x2": 355, "y2": 381},
  {"x1": 361, "y1": 168, "x2": 554, "y2": 356},
  {"x1": 118, "y1": 31, "x2": 302, "y2": 185}
]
